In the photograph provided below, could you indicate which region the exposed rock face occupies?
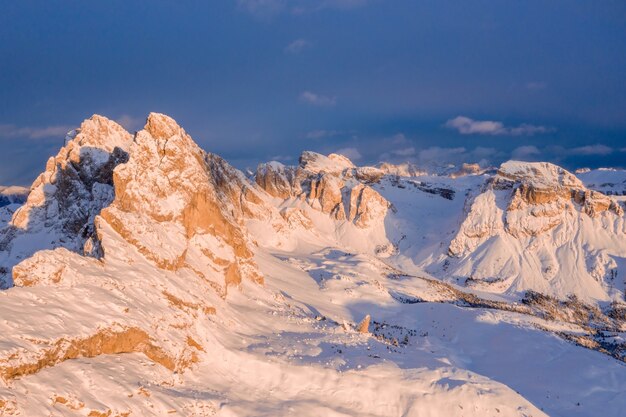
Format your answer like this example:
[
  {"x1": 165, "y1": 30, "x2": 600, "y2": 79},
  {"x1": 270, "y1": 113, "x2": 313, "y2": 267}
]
[
  {"x1": 354, "y1": 166, "x2": 385, "y2": 183},
  {"x1": 0, "y1": 116, "x2": 132, "y2": 287},
  {"x1": 0, "y1": 187, "x2": 29, "y2": 230},
  {"x1": 450, "y1": 163, "x2": 483, "y2": 179},
  {"x1": 348, "y1": 184, "x2": 389, "y2": 228},
  {"x1": 1, "y1": 112, "x2": 272, "y2": 292},
  {"x1": 377, "y1": 162, "x2": 427, "y2": 177},
  {"x1": 309, "y1": 173, "x2": 346, "y2": 220},
  {"x1": 0, "y1": 326, "x2": 177, "y2": 381},
  {"x1": 255, "y1": 162, "x2": 297, "y2": 199},
  {"x1": 496, "y1": 161, "x2": 583, "y2": 190},
  {"x1": 357, "y1": 314, "x2": 371, "y2": 334},
  {"x1": 255, "y1": 152, "x2": 390, "y2": 230},
  {"x1": 98, "y1": 113, "x2": 264, "y2": 291}
]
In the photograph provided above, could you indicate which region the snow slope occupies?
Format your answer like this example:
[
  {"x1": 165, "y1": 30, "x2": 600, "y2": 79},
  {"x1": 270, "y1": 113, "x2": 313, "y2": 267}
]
[
  {"x1": 577, "y1": 168, "x2": 626, "y2": 196},
  {"x1": 0, "y1": 114, "x2": 625, "y2": 416}
]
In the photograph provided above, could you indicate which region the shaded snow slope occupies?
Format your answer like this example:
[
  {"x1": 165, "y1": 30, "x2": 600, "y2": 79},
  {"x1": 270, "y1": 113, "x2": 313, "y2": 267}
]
[
  {"x1": 577, "y1": 167, "x2": 626, "y2": 196},
  {"x1": 0, "y1": 186, "x2": 28, "y2": 208}
]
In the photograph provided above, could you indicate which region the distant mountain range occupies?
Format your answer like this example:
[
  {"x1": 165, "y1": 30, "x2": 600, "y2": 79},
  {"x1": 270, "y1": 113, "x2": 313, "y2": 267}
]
[{"x1": 0, "y1": 114, "x2": 625, "y2": 417}]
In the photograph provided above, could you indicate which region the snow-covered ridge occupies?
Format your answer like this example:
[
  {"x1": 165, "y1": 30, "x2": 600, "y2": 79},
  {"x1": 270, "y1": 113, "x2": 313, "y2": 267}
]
[
  {"x1": 576, "y1": 167, "x2": 626, "y2": 196},
  {"x1": 441, "y1": 160, "x2": 626, "y2": 302},
  {"x1": 0, "y1": 114, "x2": 625, "y2": 416},
  {"x1": 496, "y1": 160, "x2": 584, "y2": 189}
]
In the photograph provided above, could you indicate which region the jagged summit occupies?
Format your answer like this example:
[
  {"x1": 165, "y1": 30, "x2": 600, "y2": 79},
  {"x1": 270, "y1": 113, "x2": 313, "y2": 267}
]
[
  {"x1": 97, "y1": 111, "x2": 264, "y2": 290},
  {"x1": 144, "y1": 111, "x2": 181, "y2": 140},
  {"x1": 254, "y1": 150, "x2": 392, "y2": 253},
  {"x1": 1, "y1": 113, "x2": 270, "y2": 290},
  {"x1": 0, "y1": 115, "x2": 132, "y2": 287}
]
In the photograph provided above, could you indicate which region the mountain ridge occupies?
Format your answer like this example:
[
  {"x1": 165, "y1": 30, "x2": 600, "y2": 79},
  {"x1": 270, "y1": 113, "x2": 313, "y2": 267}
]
[{"x1": 1, "y1": 113, "x2": 625, "y2": 416}]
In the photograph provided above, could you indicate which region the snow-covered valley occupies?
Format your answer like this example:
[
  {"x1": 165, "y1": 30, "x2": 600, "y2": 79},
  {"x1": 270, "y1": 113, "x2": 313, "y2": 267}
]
[{"x1": 0, "y1": 114, "x2": 625, "y2": 417}]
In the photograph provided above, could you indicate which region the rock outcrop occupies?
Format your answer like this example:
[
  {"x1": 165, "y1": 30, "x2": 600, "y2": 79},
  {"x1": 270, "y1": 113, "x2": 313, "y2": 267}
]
[
  {"x1": 377, "y1": 162, "x2": 427, "y2": 177},
  {"x1": 450, "y1": 163, "x2": 483, "y2": 179},
  {"x1": 98, "y1": 113, "x2": 264, "y2": 291},
  {"x1": 0, "y1": 116, "x2": 132, "y2": 287},
  {"x1": 255, "y1": 151, "x2": 390, "y2": 230}
]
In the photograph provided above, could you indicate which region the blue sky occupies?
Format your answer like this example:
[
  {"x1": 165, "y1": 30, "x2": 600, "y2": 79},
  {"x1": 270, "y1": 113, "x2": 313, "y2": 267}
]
[{"x1": 1, "y1": 0, "x2": 625, "y2": 184}]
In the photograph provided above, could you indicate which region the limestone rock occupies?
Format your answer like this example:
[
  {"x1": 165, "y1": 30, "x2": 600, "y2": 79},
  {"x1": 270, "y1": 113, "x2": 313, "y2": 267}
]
[
  {"x1": 0, "y1": 115, "x2": 132, "y2": 287},
  {"x1": 254, "y1": 151, "x2": 391, "y2": 230},
  {"x1": 357, "y1": 314, "x2": 371, "y2": 333},
  {"x1": 98, "y1": 113, "x2": 264, "y2": 291},
  {"x1": 255, "y1": 162, "x2": 297, "y2": 199}
]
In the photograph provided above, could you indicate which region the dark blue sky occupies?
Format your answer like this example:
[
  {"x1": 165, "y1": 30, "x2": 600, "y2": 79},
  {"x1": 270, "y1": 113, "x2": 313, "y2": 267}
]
[{"x1": 1, "y1": 0, "x2": 625, "y2": 185}]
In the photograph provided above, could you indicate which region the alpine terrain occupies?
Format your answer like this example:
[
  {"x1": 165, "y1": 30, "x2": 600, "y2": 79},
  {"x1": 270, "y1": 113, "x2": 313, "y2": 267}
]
[{"x1": 1, "y1": 113, "x2": 625, "y2": 417}]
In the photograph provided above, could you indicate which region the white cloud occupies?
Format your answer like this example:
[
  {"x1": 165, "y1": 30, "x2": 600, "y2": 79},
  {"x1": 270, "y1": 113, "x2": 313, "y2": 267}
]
[
  {"x1": 389, "y1": 133, "x2": 408, "y2": 145},
  {"x1": 569, "y1": 144, "x2": 612, "y2": 156},
  {"x1": 418, "y1": 146, "x2": 467, "y2": 162},
  {"x1": 285, "y1": 39, "x2": 312, "y2": 54},
  {"x1": 0, "y1": 124, "x2": 73, "y2": 140},
  {"x1": 392, "y1": 147, "x2": 415, "y2": 157},
  {"x1": 334, "y1": 147, "x2": 362, "y2": 160},
  {"x1": 445, "y1": 116, "x2": 553, "y2": 136},
  {"x1": 299, "y1": 91, "x2": 336, "y2": 107},
  {"x1": 416, "y1": 146, "x2": 499, "y2": 167},
  {"x1": 269, "y1": 154, "x2": 294, "y2": 161},
  {"x1": 511, "y1": 145, "x2": 541, "y2": 160}
]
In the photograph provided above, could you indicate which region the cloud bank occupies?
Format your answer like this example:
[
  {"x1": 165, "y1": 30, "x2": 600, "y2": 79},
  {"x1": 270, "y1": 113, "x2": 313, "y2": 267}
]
[
  {"x1": 445, "y1": 116, "x2": 553, "y2": 136},
  {"x1": 0, "y1": 124, "x2": 73, "y2": 140}
]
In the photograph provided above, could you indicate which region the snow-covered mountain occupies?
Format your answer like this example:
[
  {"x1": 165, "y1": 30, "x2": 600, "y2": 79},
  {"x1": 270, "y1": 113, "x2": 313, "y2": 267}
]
[
  {"x1": 1, "y1": 113, "x2": 625, "y2": 417},
  {"x1": 438, "y1": 161, "x2": 626, "y2": 302}
]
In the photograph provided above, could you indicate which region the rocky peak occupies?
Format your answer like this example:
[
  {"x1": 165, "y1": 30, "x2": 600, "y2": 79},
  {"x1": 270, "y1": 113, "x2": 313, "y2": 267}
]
[
  {"x1": 98, "y1": 113, "x2": 263, "y2": 293},
  {"x1": 144, "y1": 112, "x2": 181, "y2": 140},
  {"x1": 255, "y1": 152, "x2": 390, "y2": 231},
  {"x1": 495, "y1": 161, "x2": 622, "y2": 217},
  {"x1": 0, "y1": 115, "x2": 132, "y2": 287},
  {"x1": 299, "y1": 151, "x2": 355, "y2": 174}
]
